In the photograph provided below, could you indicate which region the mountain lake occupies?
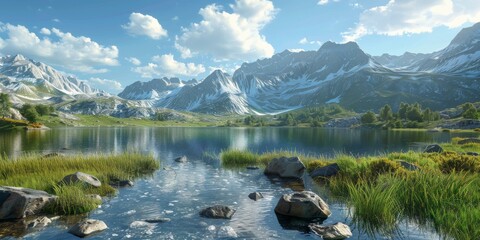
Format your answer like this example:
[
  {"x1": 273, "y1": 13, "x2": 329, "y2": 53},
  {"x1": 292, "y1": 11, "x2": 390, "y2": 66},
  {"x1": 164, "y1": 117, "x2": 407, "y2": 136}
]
[{"x1": 0, "y1": 127, "x2": 479, "y2": 240}]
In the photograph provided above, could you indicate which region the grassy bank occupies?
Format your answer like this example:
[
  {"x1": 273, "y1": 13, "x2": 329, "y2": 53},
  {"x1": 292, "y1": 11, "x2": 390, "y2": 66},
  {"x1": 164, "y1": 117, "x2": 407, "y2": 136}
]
[
  {"x1": 219, "y1": 139, "x2": 480, "y2": 239},
  {"x1": 0, "y1": 152, "x2": 159, "y2": 214}
]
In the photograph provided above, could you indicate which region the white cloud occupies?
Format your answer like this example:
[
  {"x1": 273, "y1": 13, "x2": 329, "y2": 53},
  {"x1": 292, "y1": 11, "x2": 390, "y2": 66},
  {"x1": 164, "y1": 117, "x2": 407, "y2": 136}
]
[
  {"x1": 299, "y1": 37, "x2": 322, "y2": 45},
  {"x1": 343, "y1": 0, "x2": 480, "y2": 42},
  {"x1": 122, "y1": 12, "x2": 167, "y2": 39},
  {"x1": 126, "y1": 57, "x2": 141, "y2": 65},
  {"x1": 52, "y1": 18, "x2": 60, "y2": 23},
  {"x1": 175, "y1": 0, "x2": 276, "y2": 61},
  {"x1": 89, "y1": 77, "x2": 123, "y2": 92},
  {"x1": 172, "y1": 16, "x2": 179, "y2": 21},
  {"x1": 0, "y1": 23, "x2": 119, "y2": 73},
  {"x1": 133, "y1": 54, "x2": 205, "y2": 78},
  {"x1": 318, "y1": 0, "x2": 329, "y2": 5},
  {"x1": 40, "y1": 28, "x2": 51, "y2": 35}
]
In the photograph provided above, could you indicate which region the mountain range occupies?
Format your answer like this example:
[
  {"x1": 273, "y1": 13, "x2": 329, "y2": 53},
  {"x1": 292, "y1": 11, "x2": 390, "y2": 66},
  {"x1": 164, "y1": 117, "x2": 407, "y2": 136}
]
[{"x1": 2, "y1": 22, "x2": 480, "y2": 117}]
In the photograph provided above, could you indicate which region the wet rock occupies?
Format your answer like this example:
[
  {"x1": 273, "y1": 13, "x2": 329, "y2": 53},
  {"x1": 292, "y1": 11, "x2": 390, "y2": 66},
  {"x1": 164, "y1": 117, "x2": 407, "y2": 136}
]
[
  {"x1": 397, "y1": 161, "x2": 419, "y2": 171},
  {"x1": 110, "y1": 179, "x2": 134, "y2": 187},
  {"x1": 60, "y1": 172, "x2": 101, "y2": 188},
  {"x1": 246, "y1": 166, "x2": 259, "y2": 170},
  {"x1": 458, "y1": 138, "x2": 480, "y2": 145},
  {"x1": 68, "y1": 219, "x2": 107, "y2": 237},
  {"x1": 264, "y1": 157, "x2": 305, "y2": 179},
  {"x1": 466, "y1": 152, "x2": 479, "y2": 156},
  {"x1": 309, "y1": 222, "x2": 352, "y2": 239},
  {"x1": 217, "y1": 226, "x2": 238, "y2": 238},
  {"x1": 310, "y1": 163, "x2": 340, "y2": 178},
  {"x1": 175, "y1": 155, "x2": 188, "y2": 163},
  {"x1": 0, "y1": 186, "x2": 56, "y2": 220},
  {"x1": 200, "y1": 205, "x2": 236, "y2": 219},
  {"x1": 275, "y1": 191, "x2": 331, "y2": 219},
  {"x1": 27, "y1": 216, "x2": 52, "y2": 228},
  {"x1": 42, "y1": 152, "x2": 64, "y2": 158},
  {"x1": 423, "y1": 144, "x2": 443, "y2": 153},
  {"x1": 144, "y1": 218, "x2": 171, "y2": 223},
  {"x1": 248, "y1": 192, "x2": 264, "y2": 201}
]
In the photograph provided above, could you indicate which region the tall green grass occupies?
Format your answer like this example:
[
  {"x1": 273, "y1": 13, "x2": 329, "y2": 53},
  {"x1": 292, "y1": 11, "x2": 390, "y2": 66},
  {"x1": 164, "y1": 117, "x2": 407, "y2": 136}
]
[{"x1": 0, "y1": 152, "x2": 159, "y2": 214}]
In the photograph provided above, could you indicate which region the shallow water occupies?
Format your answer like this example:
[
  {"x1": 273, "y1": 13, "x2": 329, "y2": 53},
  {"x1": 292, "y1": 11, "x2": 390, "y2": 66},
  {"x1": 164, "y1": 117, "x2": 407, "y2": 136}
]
[{"x1": 0, "y1": 127, "x2": 478, "y2": 239}]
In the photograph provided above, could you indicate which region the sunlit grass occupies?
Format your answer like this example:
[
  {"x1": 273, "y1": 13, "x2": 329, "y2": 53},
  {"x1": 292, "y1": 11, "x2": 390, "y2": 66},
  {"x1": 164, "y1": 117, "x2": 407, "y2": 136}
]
[{"x1": 0, "y1": 152, "x2": 160, "y2": 214}]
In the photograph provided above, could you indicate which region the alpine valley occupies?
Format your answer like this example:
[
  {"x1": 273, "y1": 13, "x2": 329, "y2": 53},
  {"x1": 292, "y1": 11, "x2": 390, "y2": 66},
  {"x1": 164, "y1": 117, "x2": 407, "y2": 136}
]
[{"x1": 2, "y1": 23, "x2": 480, "y2": 117}]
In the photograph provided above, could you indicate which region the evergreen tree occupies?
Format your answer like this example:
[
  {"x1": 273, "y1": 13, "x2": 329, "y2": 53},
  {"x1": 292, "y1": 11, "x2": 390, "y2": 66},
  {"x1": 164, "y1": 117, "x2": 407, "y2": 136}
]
[
  {"x1": 379, "y1": 104, "x2": 393, "y2": 121},
  {"x1": 398, "y1": 102, "x2": 408, "y2": 120},
  {"x1": 20, "y1": 104, "x2": 39, "y2": 123},
  {"x1": 361, "y1": 111, "x2": 377, "y2": 124}
]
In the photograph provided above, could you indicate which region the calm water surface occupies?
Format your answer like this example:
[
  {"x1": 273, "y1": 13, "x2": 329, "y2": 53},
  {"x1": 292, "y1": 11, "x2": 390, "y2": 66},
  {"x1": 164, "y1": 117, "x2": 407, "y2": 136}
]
[{"x1": 0, "y1": 127, "x2": 478, "y2": 240}]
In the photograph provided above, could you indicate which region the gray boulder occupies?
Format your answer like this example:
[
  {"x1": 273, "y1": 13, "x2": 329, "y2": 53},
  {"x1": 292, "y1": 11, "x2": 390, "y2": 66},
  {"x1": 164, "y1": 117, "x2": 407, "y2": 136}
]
[
  {"x1": 310, "y1": 163, "x2": 340, "y2": 178},
  {"x1": 0, "y1": 186, "x2": 56, "y2": 220},
  {"x1": 423, "y1": 144, "x2": 443, "y2": 153},
  {"x1": 397, "y1": 161, "x2": 419, "y2": 171},
  {"x1": 175, "y1": 155, "x2": 188, "y2": 163},
  {"x1": 248, "y1": 192, "x2": 264, "y2": 201},
  {"x1": 200, "y1": 205, "x2": 236, "y2": 219},
  {"x1": 68, "y1": 219, "x2": 107, "y2": 237},
  {"x1": 309, "y1": 222, "x2": 352, "y2": 239},
  {"x1": 60, "y1": 172, "x2": 101, "y2": 188},
  {"x1": 264, "y1": 157, "x2": 305, "y2": 179},
  {"x1": 458, "y1": 138, "x2": 480, "y2": 145},
  {"x1": 275, "y1": 191, "x2": 331, "y2": 219},
  {"x1": 27, "y1": 216, "x2": 52, "y2": 228}
]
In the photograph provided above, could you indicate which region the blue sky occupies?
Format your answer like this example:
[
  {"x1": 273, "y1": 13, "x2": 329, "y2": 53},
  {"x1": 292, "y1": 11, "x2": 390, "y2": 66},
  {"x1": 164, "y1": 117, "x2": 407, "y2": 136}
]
[{"x1": 0, "y1": 0, "x2": 479, "y2": 93}]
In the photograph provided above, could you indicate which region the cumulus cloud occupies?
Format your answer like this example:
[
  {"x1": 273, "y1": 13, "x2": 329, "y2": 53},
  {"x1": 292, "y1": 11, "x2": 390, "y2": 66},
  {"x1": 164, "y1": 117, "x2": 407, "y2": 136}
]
[
  {"x1": 299, "y1": 37, "x2": 322, "y2": 45},
  {"x1": 318, "y1": 0, "x2": 329, "y2": 5},
  {"x1": 40, "y1": 28, "x2": 51, "y2": 35},
  {"x1": 89, "y1": 77, "x2": 123, "y2": 92},
  {"x1": 122, "y1": 12, "x2": 167, "y2": 39},
  {"x1": 126, "y1": 57, "x2": 141, "y2": 65},
  {"x1": 343, "y1": 0, "x2": 480, "y2": 42},
  {"x1": 175, "y1": 0, "x2": 276, "y2": 61},
  {"x1": 0, "y1": 23, "x2": 118, "y2": 73},
  {"x1": 133, "y1": 54, "x2": 205, "y2": 78}
]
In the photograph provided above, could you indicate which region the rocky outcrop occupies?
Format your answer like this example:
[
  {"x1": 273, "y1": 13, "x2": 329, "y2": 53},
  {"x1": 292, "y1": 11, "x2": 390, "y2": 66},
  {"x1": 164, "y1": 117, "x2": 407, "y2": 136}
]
[
  {"x1": 423, "y1": 144, "x2": 443, "y2": 153},
  {"x1": 60, "y1": 172, "x2": 101, "y2": 188},
  {"x1": 309, "y1": 222, "x2": 352, "y2": 239},
  {"x1": 199, "y1": 205, "x2": 236, "y2": 219},
  {"x1": 264, "y1": 157, "x2": 305, "y2": 179},
  {"x1": 310, "y1": 163, "x2": 340, "y2": 178},
  {"x1": 274, "y1": 191, "x2": 331, "y2": 219},
  {"x1": 0, "y1": 186, "x2": 56, "y2": 220},
  {"x1": 248, "y1": 192, "x2": 264, "y2": 201},
  {"x1": 68, "y1": 219, "x2": 108, "y2": 237},
  {"x1": 324, "y1": 117, "x2": 360, "y2": 128}
]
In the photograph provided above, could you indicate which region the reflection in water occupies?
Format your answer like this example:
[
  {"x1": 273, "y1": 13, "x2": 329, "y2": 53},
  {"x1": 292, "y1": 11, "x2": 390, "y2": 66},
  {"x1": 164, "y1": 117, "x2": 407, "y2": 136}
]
[{"x1": 0, "y1": 127, "x2": 478, "y2": 239}]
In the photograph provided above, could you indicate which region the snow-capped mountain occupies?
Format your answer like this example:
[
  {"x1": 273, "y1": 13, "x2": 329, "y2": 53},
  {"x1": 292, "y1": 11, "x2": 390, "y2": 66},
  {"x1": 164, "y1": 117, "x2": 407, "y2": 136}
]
[
  {"x1": 0, "y1": 54, "x2": 105, "y2": 103},
  {"x1": 122, "y1": 22, "x2": 480, "y2": 115},
  {"x1": 118, "y1": 77, "x2": 197, "y2": 100}
]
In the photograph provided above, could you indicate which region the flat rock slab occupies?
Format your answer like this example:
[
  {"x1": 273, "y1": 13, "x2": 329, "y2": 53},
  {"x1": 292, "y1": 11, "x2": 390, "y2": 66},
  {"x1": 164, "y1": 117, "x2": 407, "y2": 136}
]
[
  {"x1": 309, "y1": 222, "x2": 352, "y2": 239},
  {"x1": 275, "y1": 191, "x2": 331, "y2": 219},
  {"x1": 0, "y1": 186, "x2": 56, "y2": 220},
  {"x1": 199, "y1": 205, "x2": 236, "y2": 219},
  {"x1": 68, "y1": 219, "x2": 107, "y2": 237},
  {"x1": 60, "y1": 172, "x2": 101, "y2": 188}
]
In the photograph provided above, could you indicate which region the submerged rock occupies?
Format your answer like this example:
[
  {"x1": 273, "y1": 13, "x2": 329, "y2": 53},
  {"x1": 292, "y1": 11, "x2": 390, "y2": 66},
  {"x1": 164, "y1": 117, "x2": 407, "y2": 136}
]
[
  {"x1": 246, "y1": 166, "x2": 259, "y2": 170},
  {"x1": 110, "y1": 179, "x2": 134, "y2": 187},
  {"x1": 309, "y1": 222, "x2": 352, "y2": 239},
  {"x1": 175, "y1": 155, "x2": 188, "y2": 163},
  {"x1": 264, "y1": 157, "x2": 305, "y2": 179},
  {"x1": 144, "y1": 218, "x2": 171, "y2": 223},
  {"x1": 423, "y1": 144, "x2": 443, "y2": 153},
  {"x1": 27, "y1": 216, "x2": 52, "y2": 228},
  {"x1": 68, "y1": 219, "x2": 107, "y2": 237},
  {"x1": 60, "y1": 172, "x2": 102, "y2": 188},
  {"x1": 248, "y1": 192, "x2": 264, "y2": 201},
  {"x1": 0, "y1": 186, "x2": 56, "y2": 220},
  {"x1": 200, "y1": 205, "x2": 236, "y2": 219},
  {"x1": 275, "y1": 191, "x2": 331, "y2": 219},
  {"x1": 310, "y1": 163, "x2": 340, "y2": 178},
  {"x1": 217, "y1": 226, "x2": 238, "y2": 238}
]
